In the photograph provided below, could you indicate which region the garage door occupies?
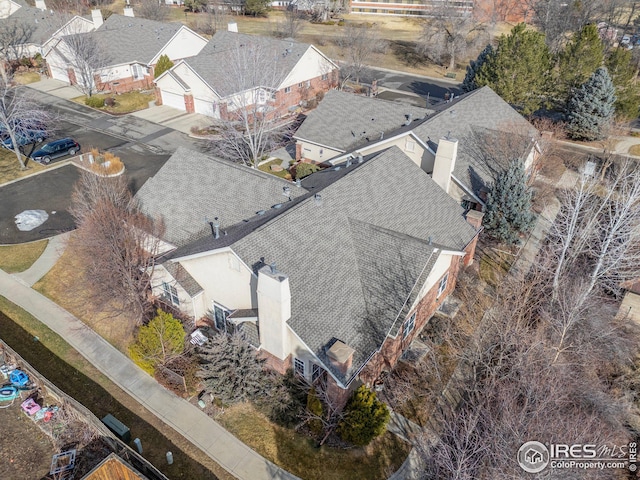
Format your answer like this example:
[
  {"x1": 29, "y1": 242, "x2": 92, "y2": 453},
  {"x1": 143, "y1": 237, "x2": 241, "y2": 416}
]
[
  {"x1": 49, "y1": 64, "x2": 69, "y2": 83},
  {"x1": 161, "y1": 90, "x2": 186, "y2": 111},
  {"x1": 194, "y1": 98, "x2": 217, "y2": 117}
]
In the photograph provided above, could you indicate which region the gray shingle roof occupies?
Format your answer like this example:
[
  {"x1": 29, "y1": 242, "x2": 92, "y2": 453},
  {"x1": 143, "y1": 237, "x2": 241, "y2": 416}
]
[
  {"x1": 411, "y1": 86, "x2": 537, "y2": 195},
  {"x1": 136, "y1": 147, "x2": 307, "y2": 247},
  {"x1": 182, "y1": 31, "x2": 315, "y2": 97},
  {"x1": 231, "y1": 146, "x2": 476, "y2": 385},
  {"x1": 2, "y1": 6, "x2": 71, "y2": 46},
  {"x1": 294, "y1": 89, "x2": 431, "y2": 152},
  {"x1": 64, "y1": 14, "x2": 181, "y2": 66},
  {"x1": 164, "y1": 262, "x2": 203, "y2": 296}
]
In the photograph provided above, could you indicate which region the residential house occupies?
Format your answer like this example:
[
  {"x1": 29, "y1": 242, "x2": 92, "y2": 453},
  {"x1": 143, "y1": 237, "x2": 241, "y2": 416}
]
[
  {"x1": 44, "y1": 13, "x2": 207, "y2": 93},
  {"x1": 349, "y1": 0, "x2": 472, "y2": 16},
  {"x1": 136, "y1": 146, "x2": 481, "y2": 400},
  {"x1": 294, "y1": 86, "x2": 541, "y2": 209},
  {"x1": 154, "y1": 29, "x2": 339, "y2": 119},
  {"x1": 0, "y1": 0, "x2": 94, "y2": 59}
]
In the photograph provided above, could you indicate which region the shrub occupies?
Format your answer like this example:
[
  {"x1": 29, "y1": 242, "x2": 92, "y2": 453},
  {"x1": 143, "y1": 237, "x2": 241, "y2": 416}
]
[
  {"x1": 129, "y1": 309, "x2": 186, "y2": 375},
  {"x1": 338, "y1": 385, "x2": 389, "y2": 446},
  {"x1": 337, "y1": 20, "x2": 345, "y2": 26},
  {"x1": 85, "y1": 96, "x2": 105, "y2": 108},
  {"x1": 154, "y1": 54, "x2": 174, "y2": 79},
  {"x1": 87, "y1": 148, "x2": 125, "y2": 176},
  {"x1": 294, "y1": 162, "x2": 320, "y2": 179},
  {"x1": 307, "y1": 388, "x2": 324, "y2": 435},
  {"x1": 104, "y1": 97, "x2": 116, "y2": 107}
]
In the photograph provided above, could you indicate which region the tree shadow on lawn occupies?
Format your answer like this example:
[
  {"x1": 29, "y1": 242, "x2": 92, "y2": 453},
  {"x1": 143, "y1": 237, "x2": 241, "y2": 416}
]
[{"x1": 0, "y1": 311, "x2": 220, "y2": 480}]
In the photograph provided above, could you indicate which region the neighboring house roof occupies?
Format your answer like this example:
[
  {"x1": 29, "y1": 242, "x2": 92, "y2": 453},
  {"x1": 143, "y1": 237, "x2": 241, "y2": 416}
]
[
  {"x1": 175, "y1": 31, "x2": 332, "y2": 98},
  {"x1": 294, "y1": 89, "x2": 431, "y2": 152},
  {"x1": 411, "y1": 86, "x2": 537, "y2": 195},
  {"x1": 1, "y1": 6, "x2": 81, "y2": 46},
  {"x1": 66, "y1": 14, "x2": 182, "y2": 66},
  {"x1": 164, "y1": 262, "x2": 203, "y2": 296},
  {"x1": 136, "y1": 147, "x2": 307, "y2": 247},
  {"x1": 81, "y1": 453, "x2": 148, "y2": 480},
  {"x1": 230, "y1": 146, "x2": 476, "y2": 385}
]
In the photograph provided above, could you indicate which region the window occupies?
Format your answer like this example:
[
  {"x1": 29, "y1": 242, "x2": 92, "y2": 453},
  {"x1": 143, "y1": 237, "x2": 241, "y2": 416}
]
[
  {"x1": 437, "y1": 273, "x2": 449, "y2": 297},
  {"x1": 132, "y1": 64, "x2": 145, "y2": 80},
  {"x1": 284, "y1": 86, "x2": 291, "y2": 93},
  {"x1": 312, "y1": 363, "x2": 323, "y2": 382},
  {"x1": 294, "y1": 358, "x2": 305, "y2": 376},
  {"x1": 306, "y1": 80, "x2": 311, "y2": 88},
  {"x1": 257, "y1": 89, "x2": 267, "y2": 105},
  {"x1": 321, "y1": 74, "x2": 328, "y2": 81},
  {"x1": 403, "y1": 312, "x2": 416, "y2": 339},
  {"x1": 213, "y1": 303, "x2": 230, "y2": 331},
  {"x1": 162, "y1": 282, "x2": 179, "y2": 306},
  {"x1": 298, "y1": 82, "x2": 303, "y2": 89}
]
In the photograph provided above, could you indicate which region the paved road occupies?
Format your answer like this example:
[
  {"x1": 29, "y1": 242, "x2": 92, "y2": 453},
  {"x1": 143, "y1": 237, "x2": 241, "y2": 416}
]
[{"x1": 0, "y1": 88, "x2": 208, "y2": 244}]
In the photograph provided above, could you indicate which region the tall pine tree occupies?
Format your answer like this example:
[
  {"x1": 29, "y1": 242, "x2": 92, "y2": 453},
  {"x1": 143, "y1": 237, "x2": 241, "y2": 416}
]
[
  {"x1": 483, "y1": 159, "x2": 535, "y2": 245},
  {"x1": 566, "y1": 67, "x2": 616, "y2": 141},
  {"x1": 461, "y1": 44, "x2": 493, "y2": 93},
  {"x1": 475, "y1": 23, "x2": 552, "y2": 115},
  {"x1": 606, "y1": 48, "x2": 640, "y2": 121},
  {"x1": 557, "y1": 24, "x2": 604, "y2": 104}
]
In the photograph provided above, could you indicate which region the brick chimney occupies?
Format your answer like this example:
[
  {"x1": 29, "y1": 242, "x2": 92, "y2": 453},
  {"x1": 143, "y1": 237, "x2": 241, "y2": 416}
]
[{"x1": 432, "y1": 137, "x2": 458, "y2": 194}]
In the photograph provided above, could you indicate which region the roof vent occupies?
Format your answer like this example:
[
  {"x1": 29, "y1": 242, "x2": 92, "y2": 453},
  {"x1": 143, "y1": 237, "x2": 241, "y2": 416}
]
[
  {"x1": 333, "y1": 166, "x2": 341, "y2": 171},
  {"x1": 314, "y1": 194, "x2": 322, "y2": 206},
  {"x1": 345, "y1": 157, "x2": 352, "y2": 168},
  {"x1": 272, "y1": 203, "x2": 283, "y2": 209},
  {"x1": 270, "y1": 262, "x2": 277, "y2": 274},
  {"x1": 428, "y1": 236, "x2": 432, "y2": 245},
  {"x1": 256, "y1": 210, "x2": 266, "y2": 216},
  {"x1": 295, "y1": 178, "x2": 301, "y2": 188},
  {"x1": 404, "y1": 113, "x2": 412, "y2": 126},
  {"x1": 357, "y1": 154, "x2": 364, "y2": 163},
  {"x1": 209, "y1": 217, "x2": 220, "y2": 239},
  {"x1": 282, "y1": 186, "x2": 291, "y2": 199}
]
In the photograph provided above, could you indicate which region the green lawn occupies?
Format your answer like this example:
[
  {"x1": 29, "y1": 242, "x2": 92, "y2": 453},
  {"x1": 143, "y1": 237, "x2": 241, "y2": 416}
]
[
  {"x1": 73, "y1": 91, "x2": 155, "y2": 114},
  {"x1": 258, "y1": 159, "x2": 291, "y2": 179},
  {"x1": 0, "y1": 240, "x2": 48, "y2": 273},
  {"x1": 219, "y1": 402, "x2": 411, "y2": 480}
]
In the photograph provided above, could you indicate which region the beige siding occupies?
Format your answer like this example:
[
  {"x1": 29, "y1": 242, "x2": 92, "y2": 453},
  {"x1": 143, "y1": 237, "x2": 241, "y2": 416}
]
[
  {"x1": 152, "y1": 27, "x2": 207, "y2": 63},
  {"x1": 280, "y1": 47, "x2": 336, "y2": 90}
]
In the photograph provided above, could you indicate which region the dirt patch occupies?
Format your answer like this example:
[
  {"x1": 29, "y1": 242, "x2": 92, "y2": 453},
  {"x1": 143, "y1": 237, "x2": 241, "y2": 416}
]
[{"x1": 0, "y1": 401, "x2": 56, "y2": 480}]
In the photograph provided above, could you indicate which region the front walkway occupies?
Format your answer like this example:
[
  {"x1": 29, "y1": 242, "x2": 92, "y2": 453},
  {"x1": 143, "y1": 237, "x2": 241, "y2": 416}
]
[
  {"x1": 13, "y1": 232, "x2": 70, "y2": 287},
  {"x1": 0, "y1": 260, "x2": 298, "y2": 480}
]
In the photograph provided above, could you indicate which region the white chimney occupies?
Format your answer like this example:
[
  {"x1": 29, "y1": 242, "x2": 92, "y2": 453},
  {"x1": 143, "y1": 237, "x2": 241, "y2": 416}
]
[
  {"x1": 227, "y1": 21, "x2": 238, "y2": 33},
  {"x1": 35, "y1": 0, "x2": 46, "y2": 10},
  {"x1": 123, "y1": 6, "x2": 134, "y2": 16},
  {"x1": 91, "y1": 9, "x2": 103, "y2": 28},
  {"x1": 257, "y1": 264, "x2": 291, "y2": 361},
  {"x1": 432, "y1": 137, "x2": 458, "y2": 194}
]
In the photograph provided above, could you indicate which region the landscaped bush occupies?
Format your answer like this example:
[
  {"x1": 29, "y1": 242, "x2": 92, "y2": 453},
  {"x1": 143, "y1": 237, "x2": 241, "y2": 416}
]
[
  {"x1": 87, "y1": 148, "x2": 124, "y2": 176},
  {"x1": 85, "y1": 96, "x2": 105, "y2": 108},
  {"x1": 104, "y1": 97, "x2": 116, "y2": 107},
  {"x1": 129, "y1": 309, "x2": 186, "y2": 375},
  {"x1": 338, "y1": 385, "x2": 389, "y2": 446},
  {"x1": 294, "y1": 162, "x2": 320, "y2": 179}
]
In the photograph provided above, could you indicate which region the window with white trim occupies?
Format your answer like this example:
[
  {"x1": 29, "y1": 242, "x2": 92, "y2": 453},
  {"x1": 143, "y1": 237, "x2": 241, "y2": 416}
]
[
  {"x1": 306, "y1": 80, "x2": 311, "y2": 88},
  {"x1": 322, "y1": 73, "x2": 328, "y2": 80},
  {"x1": 437, "y1": 272, "x2": 449, "y2": 297},
  {"x1": 213, "y1": 303, "x2": 230, "y2": 331},
  {"x1": 403, "y1": 312, "x2": 416, "y2": 339},
  {"x1": 298, "y1": 82, "x2": 303, "y2": 89},
  {"x1": 405, "y1": 139, "x2": 416, "y2": 152},
  {"x1": 294, "y1": 358, "x2": 305, "y2": 376},
  {"x1": 162, "y1": 282, "x2": 179, "y2": 306},
  {"x1": 132, "y1": 64, "x2": 145, "y2": 80},
  {"x1": 257, "y1": 89, "x2": 267, "y2": 105},
  {"x1": 312, "y1": 363, "x2": 322, "y2": 382},
  {"x1": 284, "y1": 86, "x2": 291, "y2": 93}
]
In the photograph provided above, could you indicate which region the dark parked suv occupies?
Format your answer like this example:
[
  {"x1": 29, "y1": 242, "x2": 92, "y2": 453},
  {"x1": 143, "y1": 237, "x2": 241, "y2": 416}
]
[{"x1": 30, "y1": 138, "x2": 80, "y2": 164}]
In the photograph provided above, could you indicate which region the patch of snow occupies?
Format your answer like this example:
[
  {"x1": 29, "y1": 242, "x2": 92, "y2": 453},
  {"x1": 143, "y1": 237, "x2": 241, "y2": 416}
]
[{"x1": 15, "y1": 210, "x2": 49, "y2": 231}]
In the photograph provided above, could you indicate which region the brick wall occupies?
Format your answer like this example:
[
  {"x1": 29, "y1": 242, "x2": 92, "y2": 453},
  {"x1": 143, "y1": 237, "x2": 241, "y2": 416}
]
[
  {"x1": 259, "y1": 350, "x2": 292, "y2": 375},
  {"x1": 96, "y1": 74, "x2": 154, "y2": 94},
  {"x1": 154, "y1": 87, "x2": 163, "y2": 106},
  {"x1": 184, "y1": 93, "x2": 195, "y2": 113},
  {"x1": 220, "y1": 69, "x2": 339, "y2": 122},
  {"x1": 359, "y1": 256, "x2": 465, "y2": 386}
]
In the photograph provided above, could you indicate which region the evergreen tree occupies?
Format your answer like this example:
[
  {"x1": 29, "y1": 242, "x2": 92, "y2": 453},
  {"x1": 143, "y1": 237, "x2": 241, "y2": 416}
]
[
  {"x1": 475, "y1": 23, "x2": 552, "y2": 115},
  {"x1": 197, "y1": 331, "x2": 273, "y2": 404},
  {"x1": 129, "y1": 309, "x2": 185, "y2": 375},
  {"x1": 244, "y1": 0, "x2": 270, "y2": 16},
  {"x1": 483, "y1": 159, "x2": 535, "y2": 245},
  {"x1": 557, "y1": 24, "x2": 604, "y2": 104},
  {"x1": 461, "y1": 44, "x2": 494, "y2": 93},
  {"x1": 338, "y1": 386, "x2": 389, "y2": 446},
  {"x1": 606, "y1": 48, "x2": 640, "y2": 121},
  {"x1": 566, "y1": 67, "x2": 616, "y2": 141},
  {"x1": 154, "y1": 54, "x2": 174, "y2": 79}
]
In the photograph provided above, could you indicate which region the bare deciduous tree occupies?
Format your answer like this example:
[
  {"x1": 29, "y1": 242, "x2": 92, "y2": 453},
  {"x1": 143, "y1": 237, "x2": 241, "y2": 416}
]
[
  {"x1": 135, "y1": 0, "x2": 169, "y2": 21},
  {"x1": 336, "y1": 24, "x2": 387, "y2": 85},
  {"x1": 417, "y1": 6, "x2": 488, "y2": 72},
  {"x1": 62, "y1": 33, "x2": 109, "y2": 97},
  {"x1": 191, "y1": 6, "x2": 229, "y2": 36},
  {"x1": 0, "y1": 17, "x2": 37, "y2": 61},
  {"x1": 69, "y1": 171, "x2": 164, "y2": 323},
  {"x1": 274, "y1": 7, "x2": 304, "y2": 39},
  {"x1": 209, "y1": 39, "x2": 291, "y2": 167},
  {"x1": 0, "y1": 67, "x2": 55, "y2": 170}
]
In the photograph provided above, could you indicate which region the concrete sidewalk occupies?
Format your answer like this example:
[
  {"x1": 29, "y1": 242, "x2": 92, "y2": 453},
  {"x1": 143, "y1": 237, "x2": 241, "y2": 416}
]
[
  {"x1": 13, "y1": 232, "x2": 70, "y2": 287},
  {"x1": 0, "y1": 269, "x2": 298, "y2": 480},
  {"x1": 27, "y1": 77, "x2": 83, "y2": 100},
  {"x1": 130, "y1": 105, "x2": 212, "y2": 135}
]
